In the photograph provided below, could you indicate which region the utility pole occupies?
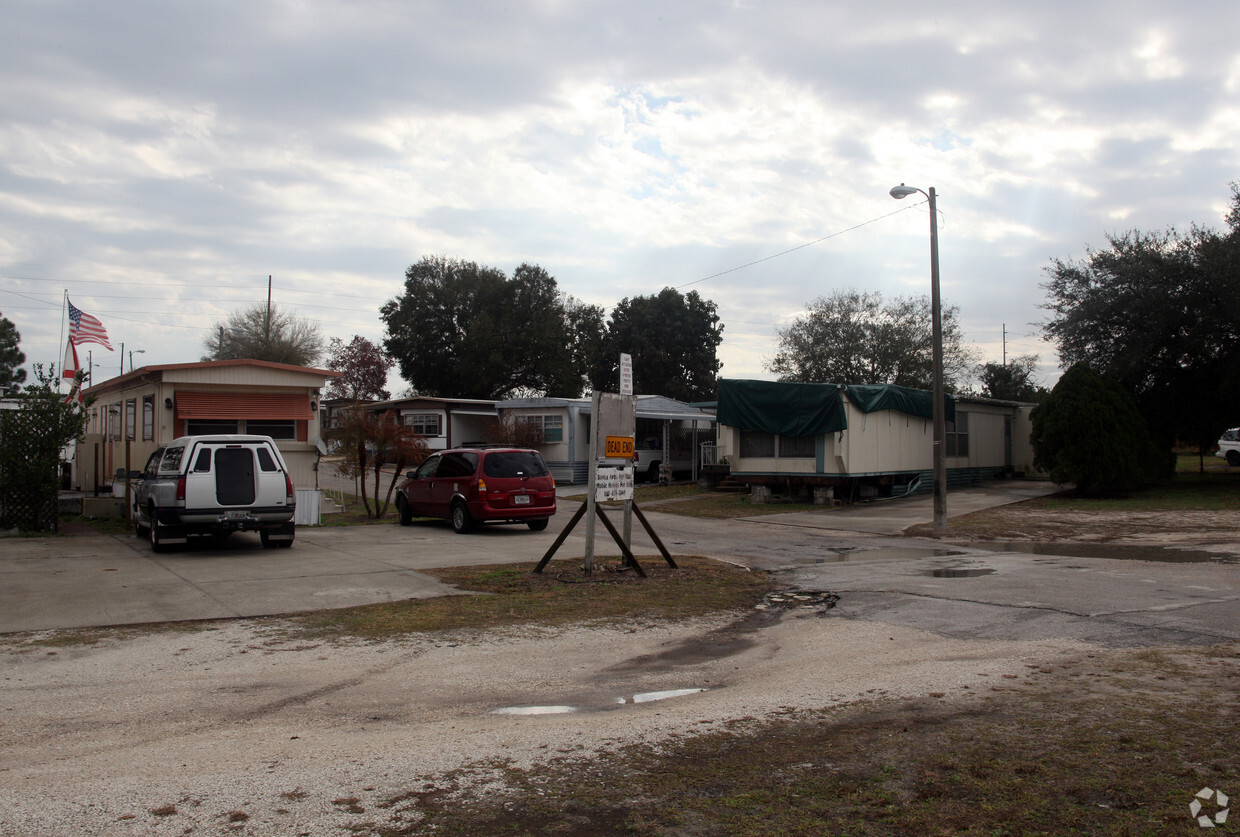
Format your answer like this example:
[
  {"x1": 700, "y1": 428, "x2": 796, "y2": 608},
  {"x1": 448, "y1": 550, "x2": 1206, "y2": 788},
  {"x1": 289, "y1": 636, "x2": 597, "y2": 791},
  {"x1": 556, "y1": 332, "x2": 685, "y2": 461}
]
[
  {"x1": 265, "y1": 275, "x2": 273, "y2": 345},
  {"x1": 1002, "y1": 324, "x2": 1007, "y2": 366}
]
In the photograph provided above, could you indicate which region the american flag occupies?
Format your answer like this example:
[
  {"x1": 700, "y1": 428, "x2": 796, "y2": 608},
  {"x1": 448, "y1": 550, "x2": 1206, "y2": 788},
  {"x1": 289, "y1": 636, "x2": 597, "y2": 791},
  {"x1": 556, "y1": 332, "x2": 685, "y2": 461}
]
[{"x1": 67, "y1": 298, "x2": 113, "y2": 350}]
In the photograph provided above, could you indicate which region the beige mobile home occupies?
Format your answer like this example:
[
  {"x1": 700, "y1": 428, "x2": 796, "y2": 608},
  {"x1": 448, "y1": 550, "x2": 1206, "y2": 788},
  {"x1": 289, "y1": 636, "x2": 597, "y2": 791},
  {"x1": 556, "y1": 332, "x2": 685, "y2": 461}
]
[
  {"x1": 77, "y1": 359, "x2": 340, "y2": 493},
  {"x1": 714, "y1": 379, "x2": 1036, "y2": 501}
]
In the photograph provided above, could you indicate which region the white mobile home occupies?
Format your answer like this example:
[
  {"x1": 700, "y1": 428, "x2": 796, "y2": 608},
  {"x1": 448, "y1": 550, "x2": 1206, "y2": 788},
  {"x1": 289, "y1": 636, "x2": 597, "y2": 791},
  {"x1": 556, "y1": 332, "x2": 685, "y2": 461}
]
[
  {"x1": 496, "y1": 395, "x2": 716, "y2": 484},
  {"x1": 714, "y1": 379, "x2": 1036, "y2": 501}
]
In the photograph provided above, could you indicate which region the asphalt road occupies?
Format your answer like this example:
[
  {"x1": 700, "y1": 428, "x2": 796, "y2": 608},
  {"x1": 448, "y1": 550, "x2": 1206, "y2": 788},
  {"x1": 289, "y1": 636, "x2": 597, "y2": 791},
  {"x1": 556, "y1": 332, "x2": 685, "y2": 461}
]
[{"x1": 3, "y1": 480, "x2": 1239, "y2": 647}]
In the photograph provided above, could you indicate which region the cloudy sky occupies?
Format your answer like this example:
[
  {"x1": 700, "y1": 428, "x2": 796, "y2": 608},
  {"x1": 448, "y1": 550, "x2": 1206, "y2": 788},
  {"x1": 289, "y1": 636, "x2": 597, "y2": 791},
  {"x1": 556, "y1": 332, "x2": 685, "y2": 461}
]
[{"x1": 2, "y1": 0, "x2": 1237, "y2": 394}]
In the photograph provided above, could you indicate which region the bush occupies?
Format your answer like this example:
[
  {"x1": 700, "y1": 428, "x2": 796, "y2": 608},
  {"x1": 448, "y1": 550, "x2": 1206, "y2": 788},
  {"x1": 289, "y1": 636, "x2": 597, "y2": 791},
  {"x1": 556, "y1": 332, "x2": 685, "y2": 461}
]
[{"x1": 1030, "y1": 363, "x2": 1166, "y2": 495}]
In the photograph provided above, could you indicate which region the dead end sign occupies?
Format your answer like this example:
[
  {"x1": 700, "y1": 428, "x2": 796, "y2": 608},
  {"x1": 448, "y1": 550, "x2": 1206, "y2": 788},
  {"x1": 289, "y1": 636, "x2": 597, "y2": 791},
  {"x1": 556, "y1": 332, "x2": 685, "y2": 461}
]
[{"x1": 605, "y1": 435, "x2": 635, "y2": 458}]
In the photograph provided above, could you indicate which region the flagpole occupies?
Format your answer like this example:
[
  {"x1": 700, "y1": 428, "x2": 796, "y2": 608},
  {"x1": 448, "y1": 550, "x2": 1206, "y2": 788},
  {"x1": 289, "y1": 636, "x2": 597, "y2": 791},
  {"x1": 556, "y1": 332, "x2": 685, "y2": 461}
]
[{"x1": 58, "y1": 289, "x2": 68, "y2": 393}]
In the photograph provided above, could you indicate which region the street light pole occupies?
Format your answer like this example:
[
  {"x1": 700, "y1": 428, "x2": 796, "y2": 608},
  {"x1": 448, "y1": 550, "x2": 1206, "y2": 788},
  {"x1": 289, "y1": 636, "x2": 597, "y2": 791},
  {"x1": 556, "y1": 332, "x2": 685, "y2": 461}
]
[{"x1": 890, "y1": 183, "x2": 947, "y2": 532}]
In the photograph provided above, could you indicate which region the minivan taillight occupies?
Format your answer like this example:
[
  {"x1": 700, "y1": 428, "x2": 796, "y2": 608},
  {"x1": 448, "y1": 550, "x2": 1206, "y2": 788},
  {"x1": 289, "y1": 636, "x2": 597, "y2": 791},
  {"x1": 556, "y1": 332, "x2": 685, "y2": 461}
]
[
  {"x1": 176, "y1": 476, "x2": 186, "y2": 505},
  {"x1": 477, "y1": 478, "x2": 487, "y2": 495}
]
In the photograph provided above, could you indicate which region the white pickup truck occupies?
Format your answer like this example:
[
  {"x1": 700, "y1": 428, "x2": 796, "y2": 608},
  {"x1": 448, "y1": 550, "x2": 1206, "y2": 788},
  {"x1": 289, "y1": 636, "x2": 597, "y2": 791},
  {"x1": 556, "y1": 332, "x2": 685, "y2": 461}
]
[
  {"x1": 1218, "y1": 428, "x2": 1240, "y2": 466},
  {"x1": 631, "y1": 447, "x2": 693, "y2": 483},
  {"x1": 132, "y1": 435, "x2": 297, "y2": 552}
]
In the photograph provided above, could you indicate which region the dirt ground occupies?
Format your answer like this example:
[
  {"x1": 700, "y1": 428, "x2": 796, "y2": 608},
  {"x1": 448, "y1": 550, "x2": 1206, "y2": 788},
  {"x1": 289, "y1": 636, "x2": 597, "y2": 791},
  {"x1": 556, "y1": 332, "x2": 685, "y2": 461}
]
[
  {"x1": 2, "y1": 498, "x2": 1238, "y2": 835},
  {"x1": 913, "y1": 503, "x2": 1240, "y2": 550}
]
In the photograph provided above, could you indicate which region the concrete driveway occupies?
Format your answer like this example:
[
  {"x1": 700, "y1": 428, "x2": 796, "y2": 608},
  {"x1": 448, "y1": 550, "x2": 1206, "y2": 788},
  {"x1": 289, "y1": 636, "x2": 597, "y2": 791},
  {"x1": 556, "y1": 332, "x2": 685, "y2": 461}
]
[
  {"x1": 5, "y1": 480, "x2": 1240, "y2": 648},
  {"x1": 0, "y1": 520, "x2": 581, "y2": 633}
]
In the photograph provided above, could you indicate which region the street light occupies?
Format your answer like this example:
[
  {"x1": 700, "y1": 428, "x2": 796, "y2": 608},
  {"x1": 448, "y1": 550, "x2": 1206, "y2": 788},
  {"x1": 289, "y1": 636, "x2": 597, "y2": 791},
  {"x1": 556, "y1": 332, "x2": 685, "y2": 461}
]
[
  {"x1": 889, "y1": 182, "x2": 947, "y2": 532},
  {"x1": 128, "y1": 348, "x2": 146, "y2": 373}
]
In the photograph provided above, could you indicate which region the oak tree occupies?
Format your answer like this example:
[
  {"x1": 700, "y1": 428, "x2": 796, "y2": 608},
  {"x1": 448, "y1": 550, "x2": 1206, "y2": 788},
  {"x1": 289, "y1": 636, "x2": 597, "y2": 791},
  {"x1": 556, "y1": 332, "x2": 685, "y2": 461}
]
[
  {"x1": 589, "y1": 287, "x2": 723, "y2": 402},
  {"x1": 381, "y1": 256, "x2": 603, "y2": 399},
  {"x1": 1040, "y1": 183, "x2": 1240, "y2": 451},
  {"x1": 768, "y1": 289, "x2": 976, "y2": 390}
]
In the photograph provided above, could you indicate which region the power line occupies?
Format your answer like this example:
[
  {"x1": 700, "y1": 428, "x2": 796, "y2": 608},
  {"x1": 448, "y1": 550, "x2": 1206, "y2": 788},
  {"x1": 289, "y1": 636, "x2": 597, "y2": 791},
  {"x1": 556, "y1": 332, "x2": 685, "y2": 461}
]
[{"x1": 676, "y1": 202, "x2": 923, "y2": 290}]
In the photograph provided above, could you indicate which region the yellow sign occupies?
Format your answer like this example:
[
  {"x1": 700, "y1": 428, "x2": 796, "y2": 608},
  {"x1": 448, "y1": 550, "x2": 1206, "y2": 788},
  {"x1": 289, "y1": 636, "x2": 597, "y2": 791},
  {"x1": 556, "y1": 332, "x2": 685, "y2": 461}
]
[{"x1": 604, "y1": 435, "x2": 635, "y2": 458}]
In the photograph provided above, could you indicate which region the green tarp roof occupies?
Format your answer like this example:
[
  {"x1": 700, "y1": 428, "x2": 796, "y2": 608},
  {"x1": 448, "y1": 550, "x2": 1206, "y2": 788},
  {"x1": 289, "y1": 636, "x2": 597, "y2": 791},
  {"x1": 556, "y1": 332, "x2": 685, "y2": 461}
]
[{"x1": 716, "y1": 379, "x2": 954, "y2": 436}]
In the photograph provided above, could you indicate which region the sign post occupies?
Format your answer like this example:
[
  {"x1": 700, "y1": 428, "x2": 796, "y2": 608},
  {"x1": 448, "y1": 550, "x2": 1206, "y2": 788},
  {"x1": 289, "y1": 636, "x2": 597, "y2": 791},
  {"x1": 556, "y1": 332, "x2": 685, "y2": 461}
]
[{"x1": 533, "y1": 354, "x2": 678, "y2": 577}]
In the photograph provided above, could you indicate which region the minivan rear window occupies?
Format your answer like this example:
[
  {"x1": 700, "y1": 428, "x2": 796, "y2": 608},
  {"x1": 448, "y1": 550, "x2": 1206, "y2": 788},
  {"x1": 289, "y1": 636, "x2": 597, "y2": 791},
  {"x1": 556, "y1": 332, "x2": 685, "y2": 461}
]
[{"x1": 483, "y1": 451, "x2": 548, "y2": 478}]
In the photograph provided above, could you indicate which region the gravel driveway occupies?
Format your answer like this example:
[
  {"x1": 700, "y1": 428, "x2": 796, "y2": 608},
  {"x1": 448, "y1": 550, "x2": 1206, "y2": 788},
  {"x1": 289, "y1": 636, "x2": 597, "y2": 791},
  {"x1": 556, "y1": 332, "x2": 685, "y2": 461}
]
[
  {"x1": 1, "y1": 607, "x2": 1085, "y2": 836},
  {"x1": 4, "y1": 484, "x2": 1238, "y2": 835}
]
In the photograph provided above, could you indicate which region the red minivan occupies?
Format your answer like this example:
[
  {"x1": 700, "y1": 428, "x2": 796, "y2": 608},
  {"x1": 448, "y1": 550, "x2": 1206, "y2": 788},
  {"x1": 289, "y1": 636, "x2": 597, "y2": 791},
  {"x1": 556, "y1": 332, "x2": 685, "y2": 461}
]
[{"x1": 395, "y1": 447, "x2": 556, "y2": 533}]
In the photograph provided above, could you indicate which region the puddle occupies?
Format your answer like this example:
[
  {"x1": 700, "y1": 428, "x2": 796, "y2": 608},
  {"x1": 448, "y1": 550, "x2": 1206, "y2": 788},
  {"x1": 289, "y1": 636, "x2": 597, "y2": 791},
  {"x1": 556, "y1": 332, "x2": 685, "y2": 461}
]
[
  {"x1": 492, "y1": 705, "x2": 577, "y2": 716},
  {"x1": 494, "y1": 688, "x2": 709, "y2": 715},
  {"x1": 795, "y1": 547, "x2": 965, "y2": 564},
  {"x1": 987, "y1": 541, "x2": 1236, "y2": 564},
  {"x1": 759, "y1": 591, "x2": 839, "y2": 612},
  {"x1": 929, "y1": 568, "x2": 996, "y2": 578},
  {"x1": 617, "y1": 688, "x2": 708, "y2": 705}
]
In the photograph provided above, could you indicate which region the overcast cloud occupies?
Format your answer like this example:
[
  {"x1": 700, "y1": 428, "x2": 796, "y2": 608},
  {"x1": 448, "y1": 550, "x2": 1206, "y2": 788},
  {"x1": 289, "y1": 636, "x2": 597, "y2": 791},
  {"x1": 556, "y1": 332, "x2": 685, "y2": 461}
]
[{"x1": 2, "y1": 0, "x2": 1237, "y2": 392}]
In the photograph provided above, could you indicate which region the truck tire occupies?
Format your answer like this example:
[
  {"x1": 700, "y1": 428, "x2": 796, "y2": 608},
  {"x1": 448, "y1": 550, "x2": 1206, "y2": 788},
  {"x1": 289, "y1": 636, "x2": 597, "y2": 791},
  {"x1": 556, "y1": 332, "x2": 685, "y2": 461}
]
[{"x1": 149, "y1": 514, "x2": 167, "y2": 553}]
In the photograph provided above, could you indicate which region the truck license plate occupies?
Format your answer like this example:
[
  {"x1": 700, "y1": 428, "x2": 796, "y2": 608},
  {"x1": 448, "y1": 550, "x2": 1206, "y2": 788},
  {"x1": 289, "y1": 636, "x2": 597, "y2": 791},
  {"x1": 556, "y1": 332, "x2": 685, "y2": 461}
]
[
  {"x1": 225, "y1": 511, "x2": 248, "y2": 520},
  {"x1": 514, "y1": 494, "x2": 530, "y2": 505}
]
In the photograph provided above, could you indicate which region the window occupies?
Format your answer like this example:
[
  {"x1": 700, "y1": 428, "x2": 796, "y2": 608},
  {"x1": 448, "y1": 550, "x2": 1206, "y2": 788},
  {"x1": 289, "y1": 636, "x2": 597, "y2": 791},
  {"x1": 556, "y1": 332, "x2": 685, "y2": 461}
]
[
  {"x1": 192, "y1": 449, "x2": 212, "y2": 472},
  {"x1": 107, "y1": 403, "x2": 121, "y2": 440},
  {"x1": 246, "y1": 419, "x2": 296, "y2": 440},
  {"x1": 404, "y1": 414, "x2": 442, "y2": 436},
  {"x1": 257, "y1": 448, "x2": 279, "y2": 472},
  {"x1": 517, "y1": 414, "x2": 563, "y2": 443},
  {"x1": 739, "y1": 430, "x2": 775, "y2": 458},
  {"x1": 483, "y1": 451, "x2": 548, "y2": 478},
  {"x1": 160, "y1": 446, "x2": 185, "y2": 472},
  {"x1": 740, "y1": 431, "x2": 814, "y2": 458},
  {"x1": 778, "y1": 435, "x2": 816, "y2": 458},
  {"x1": 186, "y1": 419, "x2": 239, "y2": 435},
  {"x1": 142, "y1": 396, "x2": 154, "y2": 440},
  {"x1": 415, "y1": 455, "x2": 440, "y2": 479},
  {"x1": 437, "y1": 451, "x2": 478, "y2": 478},
  {"x1": 143, "y1": 448, "x2": 164, "y2": 477},
  {"x1": 125, "y1": 400, "x2": 137, "y2": 441},
  {"x1": 946, "y1": 411, "x2": 969, "y2": 457}
]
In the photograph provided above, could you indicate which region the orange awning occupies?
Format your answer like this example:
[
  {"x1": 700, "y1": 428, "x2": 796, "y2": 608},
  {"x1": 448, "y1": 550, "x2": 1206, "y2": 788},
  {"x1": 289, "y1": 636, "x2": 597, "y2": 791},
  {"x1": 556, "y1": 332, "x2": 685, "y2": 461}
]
[{"x1": 174, "y1": 392, "x2": 313, "y2": 420}]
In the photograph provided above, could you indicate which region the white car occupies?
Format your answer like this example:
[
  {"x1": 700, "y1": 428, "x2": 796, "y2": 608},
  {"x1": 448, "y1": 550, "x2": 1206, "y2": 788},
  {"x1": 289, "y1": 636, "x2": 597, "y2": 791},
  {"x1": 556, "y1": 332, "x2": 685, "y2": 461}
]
[
  {"x1": 133, "y1": 435, "x2": 297, "y2": 552},
  {"x1": 1217, "y1": 428, "x2": 1240, "y2": 466}
]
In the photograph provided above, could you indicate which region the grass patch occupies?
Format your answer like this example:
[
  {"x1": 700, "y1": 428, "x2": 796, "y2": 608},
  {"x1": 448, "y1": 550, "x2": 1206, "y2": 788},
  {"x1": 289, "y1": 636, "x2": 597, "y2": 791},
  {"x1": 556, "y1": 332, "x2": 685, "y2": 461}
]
[
  {"x1": 1007, "y1": 471, "x2": 1240, "y2": 513},
  {"x1": 281, "y1": 556, "x2": 774, "y2": 641},
  {"x1": 568, "y1": 483, "x2": 825, "y2": 519},
  {"x1": 391, "y1": 645, "x2": 1240, "y2": 836},
  {"x1": 642, "y1": 492, "x2": 824, "y2": 518},
  {"x1": 0, "y1": 621, "x2": 224, "y2": 650}
]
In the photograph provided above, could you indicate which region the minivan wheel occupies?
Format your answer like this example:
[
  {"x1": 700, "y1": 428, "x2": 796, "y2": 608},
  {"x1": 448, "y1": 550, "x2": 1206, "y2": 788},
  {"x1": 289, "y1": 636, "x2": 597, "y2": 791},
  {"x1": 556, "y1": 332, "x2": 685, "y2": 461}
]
[
  {"x1": 527, "y1": 518, "x2": 549, "y2": 531},
  {"x1": 1227, "y1": 450, "x2": 1240, "y2": 466},
  {"x1": 396, "y1": 495, "x2": 413, "y2": 526},
  {"x1": 451, "y1": 501, "x2": 475, "y2": 534}
]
